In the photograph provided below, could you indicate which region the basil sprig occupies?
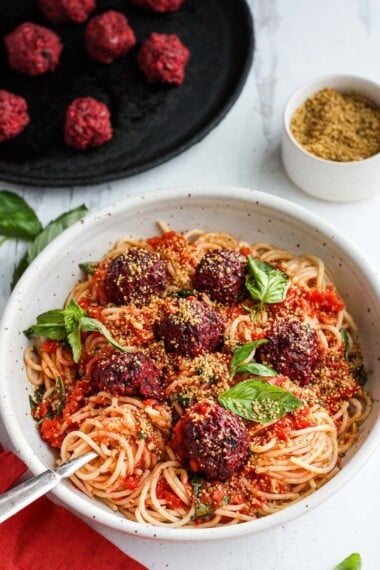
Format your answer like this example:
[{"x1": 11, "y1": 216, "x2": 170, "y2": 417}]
[
  {"x1": 12, "y1": 204, "x2": 88, "y2": 288},
  {"x1": 24, "y1": 299, "x2": 127, "y2": 363},
  {"x1": 335, "y1": 553, "x2": 362, "y2": 570},
  {"x1": 218, "y1": 379, "x2": 302, "y2": 423},
  {"x1": 245, "y1": 256, "x2": 290, "y2": 308},
  {"x1": 230, "y1": 340, "x2": 276, "y2": 378}
]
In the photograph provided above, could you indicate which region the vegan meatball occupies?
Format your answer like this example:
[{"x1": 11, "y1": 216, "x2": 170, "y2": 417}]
[
  {"x1": 38, "y1": 0, "x2": 96, "y2": 24},
  {"x1": 256, "y1": 318, "x2": 320, "y2": 385},
  {"x1": 171, "y1": 401, "x2": 249, "y2": 481},
  {"x1": 137, "y1": 32, "x2": 190, "y2": 86},
  {"x1": 4, "y1": 22, "x2": 62, "y2": 76},
  {"x1": 130, "y1": 0, "x2": 185, "y2": 12},
  {"x1": 0, "y1": 90, "x2": 30, "y2": 143},
  {"x1": 104, "y1": 249, "x2": 167, "y2": 306},
  {"x1": 91, "y1": 351, "x2": 163, "y2": 400},
  {"x1": 85, "y1": 10, "x2": 136, "y2": 64},
  {"x1": 158, "y1": 298, "x2": 223, "y2": 357},
  {"x1": 64, "y1": 97, "x2": 113, "y2": 150},
  {"x1": 195, "y1": 249, "x2": 247, "y2": 304}
]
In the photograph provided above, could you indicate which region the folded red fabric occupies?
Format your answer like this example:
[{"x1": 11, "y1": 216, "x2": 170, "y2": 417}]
[{"x1": 0, "y1": 445, "x2": 147, "y2": 570}]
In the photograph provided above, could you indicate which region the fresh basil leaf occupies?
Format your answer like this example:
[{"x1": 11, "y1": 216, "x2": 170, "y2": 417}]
[
  {"x1": 12, "y1": 204, "x2": 88, "y2": 288},
  {"x1": 24, "y1": 299, "x2": 127, "y2": 363},
  {"x1": 235, "y1": 362, "x2": 277, "y2": 377},
  {"x1": 230, "y1": 340, "x2": 268, "y2": 377},
  {"x1": 67, "y1": 327, "x2": 82, "y2": 364},
  {"x1": 218, "y1": 379, "x2": 302, "y2": 423},
  {"x1": 63, "y1": 299, "x2": 86, "y2": 333},
  {"x1": 23, "y1": 309, "x2": 66, "y2": 340},
  {"x1": 335, "y1": 553, "x2": 362, "y2": 570},
  {"x1": 246, "y1": 256, "x2": 290, "y2": 307},
  {"x1": 79, "y1": 261, "x2": 98, "y2": 275},
  {"x1": 0, "y1": 190, "x2": 43, "y2": 239},
  {"x1": 80, "y1": 316, "x2": 128, "y2": 354}
]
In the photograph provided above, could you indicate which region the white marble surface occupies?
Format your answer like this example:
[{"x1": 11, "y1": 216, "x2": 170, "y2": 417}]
[{"x1": 1, "y1": 1, "x2": 380, "y2": 568}]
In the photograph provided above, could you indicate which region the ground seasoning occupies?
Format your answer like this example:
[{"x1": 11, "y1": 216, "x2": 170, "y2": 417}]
[{"x1": 290, "y1": 87, "x2": 380, "y2": 161}]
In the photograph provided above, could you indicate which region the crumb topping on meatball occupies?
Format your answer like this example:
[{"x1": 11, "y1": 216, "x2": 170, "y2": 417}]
[
  {"x1": 195, "y1": 248, "x2": 247, "y2": 304},
  {"x1": 158, "y1": 298, "x2": 224, "y2": 357},
  {"x1": 171, "y1": 401, "x2": 249, "y2": 481},
  {"x1": 104, "y1": 249, "x2": 167, "y2": 306},
  {"x1": 91, "y1": 351, "x2": 163, "y2": 400}
]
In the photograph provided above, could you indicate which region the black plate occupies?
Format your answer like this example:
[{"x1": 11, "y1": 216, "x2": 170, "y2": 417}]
[{"x1": 0, "y1": 0, "x2": 254, "y2": 187}]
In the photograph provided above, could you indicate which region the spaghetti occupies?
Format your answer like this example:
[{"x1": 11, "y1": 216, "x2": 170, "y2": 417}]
[{"x1": 24, "y1": 226, "x2": 371, "y2": 528}]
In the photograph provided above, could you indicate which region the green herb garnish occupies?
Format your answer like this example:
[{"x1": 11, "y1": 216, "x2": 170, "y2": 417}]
[
  {"x1": 79, "y1": 261, "x2": 98, "y2": 275},
  {"x1": 245, "y1": 256, "x2": 290, "y2": 308},
  {"x1": 230, "y1": 340, "x2": 275, "y2": 378},
  {"x1": 172, "y1": 289, "x2": 194, "y2": 298},
  {"x1": 334, "y1": 552, "x2": 362, "y2": 570},
  {"x1": 218, "y1": 379, "x2": 302, "y2": 423},
  {"x1": 24, "y1": 299, "x2": 127, "y2": 363},
  {"x1": 0, "y1": 190, "x2": 43, "y2": 240},
  {"x1": 56, "y1": 378, "x2": 65, "y2": 416},
  {"x1": 191, "y1": 475, "x2": 214, "y2": 519}
]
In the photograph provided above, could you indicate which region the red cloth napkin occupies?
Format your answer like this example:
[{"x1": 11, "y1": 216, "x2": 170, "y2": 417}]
[{"x1": 0, "y1": 444, "x2": 147, "y2": 570}]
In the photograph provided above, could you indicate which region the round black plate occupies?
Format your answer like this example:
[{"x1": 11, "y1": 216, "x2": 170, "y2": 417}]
[{"x1": 0, "y1": 0, "x2": 254, "y2": 187}]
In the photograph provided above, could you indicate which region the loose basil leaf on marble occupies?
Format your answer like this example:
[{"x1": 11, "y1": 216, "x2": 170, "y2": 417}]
[
  {"x1": 245, "y1": 256, "x2": 290, "y2": 307},
  {"x1": 218, "y1": 379, "x2": 302, "y2": 423},
  {"x1": 0, "y1": 190, "x2": 43, "y2": 240},
  {"x1": 12, "y1": 204, "x2": 88, "y2": 288},
  {"x1": 230, "y1": 339, "x2": 268, "y2": 377},
  {"x1": 334, "y1": 552, "x2": 362, "y2": 570},
  {"x1": 26, "y1": 204, "x2": 88, "y2": 263},
  {"x1": 24, "y1": 299, "x2": 127, "y2": 363}
]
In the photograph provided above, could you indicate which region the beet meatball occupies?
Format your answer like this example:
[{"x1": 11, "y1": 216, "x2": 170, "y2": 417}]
[
  {"x1": 85, "y1": 10, "x2": 136, "y2": 64},
  {"x1": 256, "y1": 319, "x2": 320, "y2": 385},
  {"x1": 4, "y1": 22, "x2": 62, "y2": 76},
  {"x1": 0, "y1": 90, "x2": 30, "y2": 143},
  {"x1": 91, "y1": 351, "x2": 163, "y2": 400},
  {"x1": 195, "y1": 249, "x2": 247, "y2": 304},
  {"x1": 137, "y1": 33, "x2": 190, "y2": 86},
  {"x1": 38, "y1": 0, "x2": 96, "y2": 24},
  {"x1": 171, "y1": 401, "x2": 249, "y2": 481},
  {"x1": 64, "y1": 97, "x2": 113, "y2": 150},
  {"x1": 104, "y1": 249, "x2": 167, "y2": 306},
  {"x1": 158, "y1": 298, "x2": 223, "y2": 357},
  {"x1": 130, "y1": 0, "x2": 185, "y2": 12}
]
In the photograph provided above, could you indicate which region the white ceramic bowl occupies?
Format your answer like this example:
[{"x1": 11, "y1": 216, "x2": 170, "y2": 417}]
[
  {"x1": 1, "y1": 186, "x2": 380, "y2": 541},
  {"x1": 282, "y1": 74, "x2": 380, "y2": 202}
]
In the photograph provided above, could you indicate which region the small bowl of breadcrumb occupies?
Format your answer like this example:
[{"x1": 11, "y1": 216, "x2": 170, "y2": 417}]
[{"x1": 282, "y1": 74, "x2": 380, "y2": 201}]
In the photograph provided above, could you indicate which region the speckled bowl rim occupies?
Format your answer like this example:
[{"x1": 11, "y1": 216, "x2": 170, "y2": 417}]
[{"x1": 1, "y1": 186, "x2": 379, "y2": 541}]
